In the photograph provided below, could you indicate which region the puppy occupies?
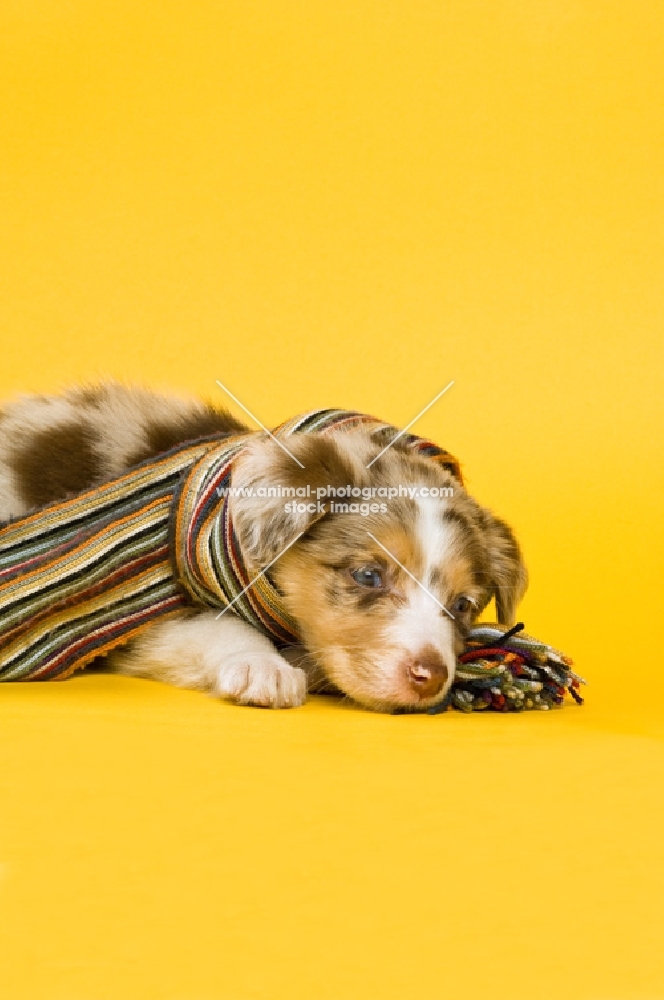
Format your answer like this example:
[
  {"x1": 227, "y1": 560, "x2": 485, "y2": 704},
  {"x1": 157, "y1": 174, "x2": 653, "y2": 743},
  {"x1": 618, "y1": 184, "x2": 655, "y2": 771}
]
[{"x1": 0, "y1": 383, "x2": 527, "y2": 712}]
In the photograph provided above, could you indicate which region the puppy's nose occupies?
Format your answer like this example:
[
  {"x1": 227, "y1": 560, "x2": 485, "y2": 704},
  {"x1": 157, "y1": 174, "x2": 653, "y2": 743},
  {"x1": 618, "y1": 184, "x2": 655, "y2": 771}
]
[{"x1": 404, "y1": 645, "x2": 449, "y2": 700}]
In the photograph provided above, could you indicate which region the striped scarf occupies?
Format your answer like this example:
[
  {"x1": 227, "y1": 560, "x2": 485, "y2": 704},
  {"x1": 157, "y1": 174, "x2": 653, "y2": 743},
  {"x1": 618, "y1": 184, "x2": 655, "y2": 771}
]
[{"x1": 0, "y1": 409, "x2": 462, "y2": 681}]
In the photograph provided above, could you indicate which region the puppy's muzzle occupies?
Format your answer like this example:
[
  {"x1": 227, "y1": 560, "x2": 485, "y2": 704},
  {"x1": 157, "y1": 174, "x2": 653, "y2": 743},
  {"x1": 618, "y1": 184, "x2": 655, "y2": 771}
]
[{"x1": 402, "y1": 644, "x2": 450, "y2": 700}]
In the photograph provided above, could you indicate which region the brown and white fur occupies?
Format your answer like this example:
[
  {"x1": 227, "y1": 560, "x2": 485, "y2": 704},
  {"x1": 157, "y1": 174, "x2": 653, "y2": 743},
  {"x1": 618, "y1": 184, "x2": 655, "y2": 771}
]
[{"x1": 0, "y1": 384, "x2": 527, "y2": 712}]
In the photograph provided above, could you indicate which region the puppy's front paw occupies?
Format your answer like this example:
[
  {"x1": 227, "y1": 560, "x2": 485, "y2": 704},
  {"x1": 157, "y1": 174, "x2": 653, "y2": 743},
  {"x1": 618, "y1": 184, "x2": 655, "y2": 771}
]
[{"x1": 214, "y1": 651, "x2": 307, "y2": 708}]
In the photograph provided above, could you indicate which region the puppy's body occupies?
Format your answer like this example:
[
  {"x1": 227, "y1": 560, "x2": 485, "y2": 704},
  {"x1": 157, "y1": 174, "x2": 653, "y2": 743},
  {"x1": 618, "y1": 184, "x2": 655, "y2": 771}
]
[{"x1": 0, "y1": 384, "x2": 527, "y2": 712}]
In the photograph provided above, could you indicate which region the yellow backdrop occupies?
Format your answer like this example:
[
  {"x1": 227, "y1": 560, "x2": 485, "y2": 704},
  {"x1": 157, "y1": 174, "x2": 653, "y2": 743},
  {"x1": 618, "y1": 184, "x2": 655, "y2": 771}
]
[{"x1": 1, "y1": 3, "x2": 662, "y2": 998}]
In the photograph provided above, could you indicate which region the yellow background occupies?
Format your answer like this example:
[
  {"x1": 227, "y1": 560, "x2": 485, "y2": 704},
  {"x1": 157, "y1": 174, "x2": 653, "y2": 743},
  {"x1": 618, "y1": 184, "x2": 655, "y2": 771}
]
[{"x1": 1, "y1": 2, "x2": 663, "y2": 998}]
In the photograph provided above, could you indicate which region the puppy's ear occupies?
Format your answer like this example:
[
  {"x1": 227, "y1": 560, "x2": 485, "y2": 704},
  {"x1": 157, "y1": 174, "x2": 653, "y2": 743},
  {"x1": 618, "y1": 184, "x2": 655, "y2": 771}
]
[
  {"x1": 228, "y1": 432, "x2": 360, "y2": 567},
  {"x1": 477, "y1": 509, "x2": 528, "y2": 625}
]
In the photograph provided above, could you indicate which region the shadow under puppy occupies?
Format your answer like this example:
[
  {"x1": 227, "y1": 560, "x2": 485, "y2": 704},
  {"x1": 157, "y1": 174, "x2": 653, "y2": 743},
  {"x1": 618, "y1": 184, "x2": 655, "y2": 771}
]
[{"x1": 0, "y1": 384, "x2": 527, "y2": 712}]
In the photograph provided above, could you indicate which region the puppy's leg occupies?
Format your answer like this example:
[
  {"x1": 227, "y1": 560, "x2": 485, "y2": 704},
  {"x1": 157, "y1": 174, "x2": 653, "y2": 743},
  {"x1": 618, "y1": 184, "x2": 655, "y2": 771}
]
[{"x1": 110, "y1": 611, "x2": 307, "y2": 708}]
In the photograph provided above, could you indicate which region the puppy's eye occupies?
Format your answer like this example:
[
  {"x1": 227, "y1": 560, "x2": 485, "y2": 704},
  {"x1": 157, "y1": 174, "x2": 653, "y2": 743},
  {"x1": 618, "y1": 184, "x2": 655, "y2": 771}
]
[
  {"x1": 350, "y1": 566, "x2": 384, "y2": 589},
  {"x1": 451, "y1": 595, "x2": 474, "y2": 615}
]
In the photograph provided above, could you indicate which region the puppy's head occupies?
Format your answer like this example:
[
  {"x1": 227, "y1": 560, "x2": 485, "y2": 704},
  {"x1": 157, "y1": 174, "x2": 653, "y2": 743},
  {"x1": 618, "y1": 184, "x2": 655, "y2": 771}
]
[{"x1": 229, "y1": 427, "x2": 527, "y2": 712}]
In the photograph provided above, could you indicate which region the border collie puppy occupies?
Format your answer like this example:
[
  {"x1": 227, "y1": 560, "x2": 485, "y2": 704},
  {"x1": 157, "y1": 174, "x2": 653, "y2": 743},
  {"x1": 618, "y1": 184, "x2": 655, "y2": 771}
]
[{"x1": 0, "y1": 384, "x2": 527, "y2": 712}]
